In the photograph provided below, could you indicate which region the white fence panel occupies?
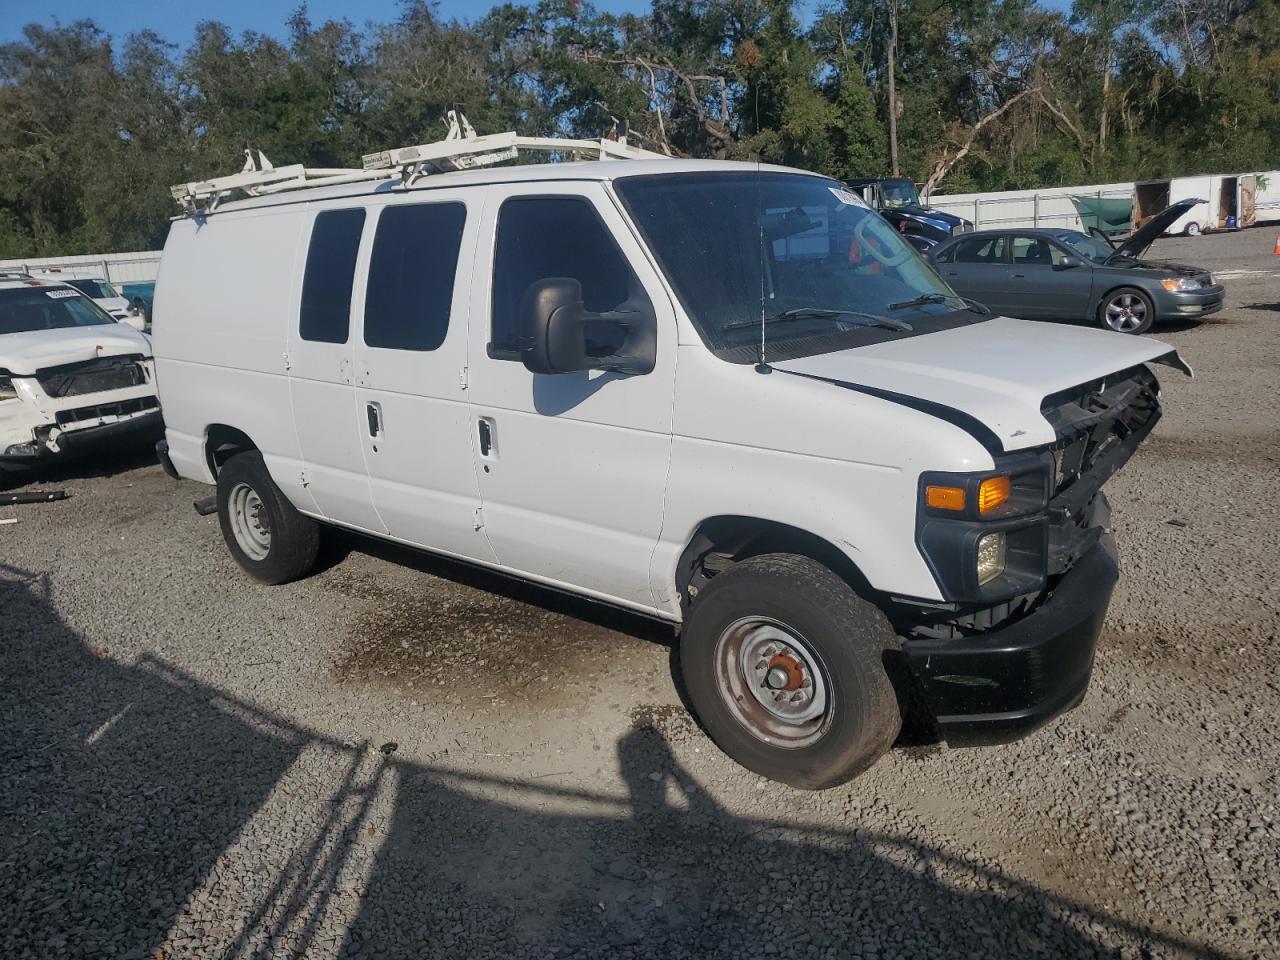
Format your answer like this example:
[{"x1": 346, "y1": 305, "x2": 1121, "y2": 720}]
[
  {"x1": 927, "y1": 182, "x2": 1135, "y2": 232},
  {"x1": 0, "y1": 250, "x2": 162, "y2": 283}
]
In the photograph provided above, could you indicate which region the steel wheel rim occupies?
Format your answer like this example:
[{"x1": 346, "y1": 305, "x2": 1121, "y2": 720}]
[
  {"x1": 713, "y1": 616, "x2": 831, "y2": 748},
  {"x1": 1105, "y1": 293, "x2": 1147, "y2": 332},
  {"x1": 228, "y1": 482, "x2": 271, "y2": 561}
]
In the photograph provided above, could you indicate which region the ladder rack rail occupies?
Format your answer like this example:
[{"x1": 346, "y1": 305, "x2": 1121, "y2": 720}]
[{"x1": 171, "y1": 110, "x2": 671, "y2": 214}]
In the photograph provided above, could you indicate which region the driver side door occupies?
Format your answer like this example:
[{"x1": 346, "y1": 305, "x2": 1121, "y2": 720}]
[{"x1": 1006, "y1": 235, "x2": 1094, "y2": 320}]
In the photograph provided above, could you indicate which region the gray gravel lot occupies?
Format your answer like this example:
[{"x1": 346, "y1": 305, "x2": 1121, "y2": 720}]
[{"x1": 2, "y1": 228, "x2": 1278, "y2": 959}]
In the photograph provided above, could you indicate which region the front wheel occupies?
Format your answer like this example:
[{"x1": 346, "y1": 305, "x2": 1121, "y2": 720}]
[
  {"x1": 680, "y1": 554, "x2": 902, "y2": 789},
  {"x1": 216, "y1": 450, "x2": 319, "y2": 584},
  {"x1": 1099, "y1": 287, "x2": 1155, "y2": 334},
  {"x1": 1183, "y1": 222, "x2": 1200, "y2": 237}
]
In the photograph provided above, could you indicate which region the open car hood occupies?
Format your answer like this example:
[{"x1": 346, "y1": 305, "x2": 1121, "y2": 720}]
[
  {"x1": 1114, "y1": 198, "x2": 1204, "y2": 259},
  {"x1": 0, "y1": 324, "x2": 151, "y2": 375},
  {"x1": 772, "y1": 316, "x2": 1190, "y2": 452}
]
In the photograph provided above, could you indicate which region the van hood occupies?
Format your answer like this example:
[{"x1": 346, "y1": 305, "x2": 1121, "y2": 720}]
[
  {"x1": 771, "y1": 315, "x2": 1190, "y2": 452},
  {"x1": 0, "y1": 324, "x2": 152, "y2": 375}
]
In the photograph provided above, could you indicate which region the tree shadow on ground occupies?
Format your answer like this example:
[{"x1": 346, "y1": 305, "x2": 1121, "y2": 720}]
[{"x1": 0, "y1": 567, "x2": 1234, "y2": 959}]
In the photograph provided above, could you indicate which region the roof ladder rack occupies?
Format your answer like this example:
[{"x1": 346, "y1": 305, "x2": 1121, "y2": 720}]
[
  {"x1": 170, "y1": 148, "x2": 398, "y2": 214},
  {"x1": 170, "y1": 111, "x2": 670, "y2": 214},
  {"x1": 360, "y1": 109, "x2": 669, "y2": 182}
]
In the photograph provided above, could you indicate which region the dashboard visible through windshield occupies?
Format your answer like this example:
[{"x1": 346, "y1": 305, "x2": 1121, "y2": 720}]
[
  {"x1": 879, "y1": 178, "x2": 921, "y2": 208},
  {"x1": 614, "y1": 172, "x2": 984, "y2": 362},
  {"x1": 1055, "y1": 232, "x2": 1117, "y2": 263}
]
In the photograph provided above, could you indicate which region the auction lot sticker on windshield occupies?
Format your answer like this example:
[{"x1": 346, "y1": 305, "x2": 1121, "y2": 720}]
[
  {"x1": 829, "y1": 187, "x2": 870, "y2": 208},
  {"x1": 45, "y1": 289, "x2": 79, "y2": 299}
]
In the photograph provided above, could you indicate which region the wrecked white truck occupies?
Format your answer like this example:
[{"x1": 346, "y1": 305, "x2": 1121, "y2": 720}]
[{"x1": 0, "y1": 273, "x2": 161, "y2": 476}]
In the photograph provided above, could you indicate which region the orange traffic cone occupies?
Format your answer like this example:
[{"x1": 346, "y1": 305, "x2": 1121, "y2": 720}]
[{"x1": 1274, "y1": 233, "x2": 1280, "y2": 255}]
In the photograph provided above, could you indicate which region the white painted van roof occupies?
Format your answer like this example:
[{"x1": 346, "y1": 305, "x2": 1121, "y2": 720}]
[{"x1": 185, "y1": 159, "x2": 827, "y2": 218}]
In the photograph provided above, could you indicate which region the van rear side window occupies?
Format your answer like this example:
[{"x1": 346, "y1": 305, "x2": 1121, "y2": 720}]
[
  {"x1": 300, "y1": 208, "x2": 365, "y2": 344},
  {"x1": 364, "y1": 202, "x2": 466, "y2": 352}
]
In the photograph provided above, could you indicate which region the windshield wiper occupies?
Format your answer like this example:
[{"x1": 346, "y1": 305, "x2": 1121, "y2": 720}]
[
  {"x1": 724, "y1": 307, "x2": 913, "y2": 333},
  {"x1": 887, "y1": 292, "x2": 988, "y2": 315}
]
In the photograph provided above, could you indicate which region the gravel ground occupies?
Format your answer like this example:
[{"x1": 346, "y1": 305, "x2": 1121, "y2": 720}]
[{"x1": 2, "y1": 228, "x2": 1277, "y2": 959}]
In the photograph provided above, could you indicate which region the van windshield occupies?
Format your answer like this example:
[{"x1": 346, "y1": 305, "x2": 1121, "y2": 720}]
[
  {"x1": 614, "y1": 172, "x2": 981, "y2": 361},
  {"x1": 0, "y1": 287, "x2": 115, "y2": 335}
]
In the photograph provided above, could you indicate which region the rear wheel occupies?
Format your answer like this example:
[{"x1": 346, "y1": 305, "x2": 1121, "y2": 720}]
[
  {"x1": 216, "y1": 451, "x2": 319, "y2": 584},
  {"x1": 680, "y1": 554, "x2": 902, "y2": 789},
  {"x1": 1099, "y1": 287, "x2": 1155, "y2": 334},
  {"x1": 1183, "y1": 222, "x2": 1200, "y2": 237}
]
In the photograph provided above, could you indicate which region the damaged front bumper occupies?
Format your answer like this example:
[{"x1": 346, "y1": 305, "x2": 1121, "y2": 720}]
[
  {"x1": 898, "y1": 361, "x2": 1168, "y2": 745},
  {"x1": 902, "y1": 496, "x2": 1116, "y2": 745},
  {"x1": 2, "y1": 406, "x2": 164, "y2": 462}
]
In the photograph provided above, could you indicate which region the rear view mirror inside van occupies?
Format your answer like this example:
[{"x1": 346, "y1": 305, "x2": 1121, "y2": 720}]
[{"x1": 518, "y1": 277, "x2": 655, "y2": 376}]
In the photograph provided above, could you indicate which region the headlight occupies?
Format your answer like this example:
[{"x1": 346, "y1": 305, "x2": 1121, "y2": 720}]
[
  {"x1": 1160, "y1": 277, "x2": 1201, "y2": 292},
  {"x1": 976, "y1": 533, "x2": 1007, "y2": 584},
  {"x1": 0, "y1": 375, "x2": 15, "y2": 402},
  {"x1": 917, "y1": 454, "x2": 1052, "y2": 602}
]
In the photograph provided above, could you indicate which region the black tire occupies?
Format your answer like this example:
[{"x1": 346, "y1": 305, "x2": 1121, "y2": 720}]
[
  {"x1": 215, "y1": 450, "x2": 319, "y2": 584},
  {"x1": 1098, "y1": 286, "x2": 1155, "y2": 334},
  {"x1": 679, "y1": 553, "x2": 902, "y2": 790}
]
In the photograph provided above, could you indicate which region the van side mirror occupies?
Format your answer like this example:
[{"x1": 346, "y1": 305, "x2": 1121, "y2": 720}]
[
  {"x1": 1056, "y1": 255, "x2": 1083, "y2": 270},
  {"x1": 518, "y1": 278, "x2": 655, "y2": 376}
]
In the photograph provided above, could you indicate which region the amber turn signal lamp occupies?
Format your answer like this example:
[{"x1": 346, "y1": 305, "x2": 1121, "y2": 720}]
[
  {"x1": 925, "y1": 484, "x2": 966, "y2": 511},
  {"x1": 978, "y1": 475, "x2": 1011, "y2": 514}
]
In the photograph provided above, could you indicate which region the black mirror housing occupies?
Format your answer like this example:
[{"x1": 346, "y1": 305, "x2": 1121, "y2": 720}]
[
  {"x1": 518, "y1": 277, "x2": 656, "y2": 376},
  {"x1": 1057, "y1": 255, "x2": 1083, "y2": 269}
]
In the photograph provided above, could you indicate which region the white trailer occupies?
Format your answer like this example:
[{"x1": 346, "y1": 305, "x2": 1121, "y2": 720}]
[
  {"x1": 1250, "y1": 171, "x2": 1280, "y2": 224},
  {"x1": 1133, "y1": 174, "x2": 1265, "y2": 236}
]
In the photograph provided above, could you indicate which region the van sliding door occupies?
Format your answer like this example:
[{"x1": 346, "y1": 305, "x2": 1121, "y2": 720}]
[{"x1": 351, "y1": 195, "x2": 495, "y2": 564}]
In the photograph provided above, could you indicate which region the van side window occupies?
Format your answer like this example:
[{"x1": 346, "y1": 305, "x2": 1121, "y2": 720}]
[
  {"x1": 489, "y1": 197, "x2": 635, "y2": 359},
  {"x1": 365, "y1": 202, "x2": 466, "y2": 351},
  {"x1": 300, "y1": 208, "x2": 365, "y2": 344}
]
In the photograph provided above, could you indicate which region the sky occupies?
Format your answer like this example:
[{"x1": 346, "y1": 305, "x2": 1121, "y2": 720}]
[
  {"x1": 0, "y1": 0, "x2": 1073, "y2": 46},
  {"x1": 0, "y1": 0, "x2": 649, "y2": 45},
  {"x1": 0, "y1": 0, "x2": 1080, "y2": 46}
]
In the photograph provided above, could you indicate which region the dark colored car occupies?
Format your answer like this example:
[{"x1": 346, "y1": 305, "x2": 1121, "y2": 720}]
[
  {"x1": 844, "y1": 176, "x2": 973, "y2": 251},
  {"x1": 926, "y1": 199, "x2": 1223, "y2": 334}
]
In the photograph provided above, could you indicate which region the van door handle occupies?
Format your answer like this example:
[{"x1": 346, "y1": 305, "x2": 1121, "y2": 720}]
[
  {"x1": 366, "y1": 402, "x2": 383, "y2": 438},
  {"x1": 477, "y1": 417, "x2": 495, "y2": 458}
]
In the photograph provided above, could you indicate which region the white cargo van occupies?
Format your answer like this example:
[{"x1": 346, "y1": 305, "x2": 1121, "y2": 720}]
[{"x1": 154, "y1": 125, "x2": 1189, "y2": 788}]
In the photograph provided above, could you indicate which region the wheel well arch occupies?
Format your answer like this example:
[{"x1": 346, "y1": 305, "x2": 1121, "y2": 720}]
[
  {"x1": 204, "y1": 424, "x2": 258, "y2": 477},
  {"x1": 674, "y1": 516, "x2": 879, "y2": 612},
  {"x1": 1097, "y1": 283, "x2": 1153, "y2": 310}
]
